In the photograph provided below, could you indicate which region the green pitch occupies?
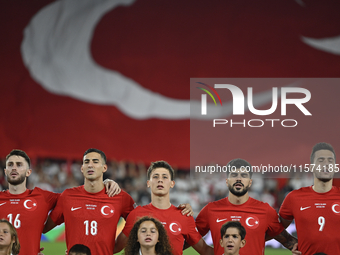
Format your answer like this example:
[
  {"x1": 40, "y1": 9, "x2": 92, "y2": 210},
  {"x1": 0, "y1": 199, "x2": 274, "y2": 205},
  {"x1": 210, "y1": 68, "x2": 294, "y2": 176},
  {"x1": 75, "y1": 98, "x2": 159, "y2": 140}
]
[{"x1": 41, "y1": 242, "x2": 291, "y2": 255}]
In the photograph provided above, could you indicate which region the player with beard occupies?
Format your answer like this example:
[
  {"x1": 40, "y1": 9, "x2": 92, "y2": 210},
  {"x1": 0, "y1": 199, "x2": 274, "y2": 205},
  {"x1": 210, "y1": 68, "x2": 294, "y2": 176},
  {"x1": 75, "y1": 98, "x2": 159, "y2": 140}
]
[
  {"x1": 0, "y1": 149, "x2": 58, "y2": 255},
  {"x1": 0, "y1": 149, "x2": 120, "y2": 255},
  {"x1": 195, "y1": 158, "x2": 298, "y2": 255},
  {"x1": 279, "y1": 142, "x2": 340, "y2": 254}
]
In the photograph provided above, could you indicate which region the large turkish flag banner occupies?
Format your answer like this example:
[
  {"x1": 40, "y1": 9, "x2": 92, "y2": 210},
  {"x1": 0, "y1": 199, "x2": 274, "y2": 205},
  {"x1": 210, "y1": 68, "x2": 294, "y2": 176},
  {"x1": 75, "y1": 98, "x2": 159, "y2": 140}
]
[{"x1": 1, "y1": 0, "x2": 340, "y2": 167}]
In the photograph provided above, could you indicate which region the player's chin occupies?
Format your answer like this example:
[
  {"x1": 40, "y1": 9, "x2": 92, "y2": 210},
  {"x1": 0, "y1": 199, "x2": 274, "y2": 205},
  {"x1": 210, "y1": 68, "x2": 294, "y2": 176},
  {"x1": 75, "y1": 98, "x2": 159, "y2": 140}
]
[
  {"x1": 317, "y1": 176, "x2": 333, "y2": 182},
  {"x1": 85, "y1": 175, "x2": 98, "y2": 181},
  {"x1": 141, "y1": 242, "x2": 156, "y2": 247}
]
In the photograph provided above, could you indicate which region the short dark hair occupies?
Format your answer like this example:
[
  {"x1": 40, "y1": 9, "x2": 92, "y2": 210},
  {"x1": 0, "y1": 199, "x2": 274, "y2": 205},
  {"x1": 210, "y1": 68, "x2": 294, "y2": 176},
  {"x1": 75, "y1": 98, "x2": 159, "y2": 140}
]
[
  {"x1": 83, "y1": 148, "x2": 107, "y2": 164},
  {"x1": 147, "y1": 161, "x2": 174, "y2": 180},
  {"x1": 227, "y1": 158, "x2": 252, "y2": 178},
  {"x1": 6, "y1": 149, "x2": 31, "y2": 168},
  {"x1": 69, "y1": 244, "x2": 91, "y2": 255},
  {"x1": 310, "y1": 143, "x2": 336, "y2": 163},
  {"x1": 220, "y1": 221, "x2": 246, "y2": 240}
]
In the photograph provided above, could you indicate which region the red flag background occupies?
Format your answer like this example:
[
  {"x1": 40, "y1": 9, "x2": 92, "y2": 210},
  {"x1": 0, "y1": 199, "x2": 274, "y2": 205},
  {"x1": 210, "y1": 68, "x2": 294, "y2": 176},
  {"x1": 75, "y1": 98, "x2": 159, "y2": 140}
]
[{"x1": 1, "y1": 0, "x2": 340, "y2": 167}]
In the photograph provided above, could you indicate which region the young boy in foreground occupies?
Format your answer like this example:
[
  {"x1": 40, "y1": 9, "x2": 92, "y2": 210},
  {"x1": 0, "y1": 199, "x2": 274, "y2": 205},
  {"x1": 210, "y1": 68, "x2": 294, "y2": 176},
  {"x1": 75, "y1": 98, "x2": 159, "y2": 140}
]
[{"x1": 220, "y1": 221, "x2": 246, "y2": 255}]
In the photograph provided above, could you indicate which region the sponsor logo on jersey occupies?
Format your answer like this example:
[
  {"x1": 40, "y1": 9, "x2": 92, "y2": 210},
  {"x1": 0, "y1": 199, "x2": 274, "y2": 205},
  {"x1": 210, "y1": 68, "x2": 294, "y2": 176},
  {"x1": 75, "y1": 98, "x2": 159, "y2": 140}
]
[
  {"x1": 245, "y1": 216, "x2": 259, "y2": 229},
  {"x1": 23, "y1": 198, "x2": 37, "y2": 211},
  {"x1": 300, "y1": 206, "x2": 311, "y2": 211},
  {"x1": 71, "y1": 207, "x2": 82, "y2": 211},
  {"x1": 332, "y1": 203, "x2": 340, "y2": 215},
  {"x1": 216, "y1": 218, "x2": 228, "y2": 223},
  {"x1": 169, "y1": 221, "x2": 182, "y2": 235},
  {"x1": 101, "y1": 205, "x2": 115, "y2": 218}
]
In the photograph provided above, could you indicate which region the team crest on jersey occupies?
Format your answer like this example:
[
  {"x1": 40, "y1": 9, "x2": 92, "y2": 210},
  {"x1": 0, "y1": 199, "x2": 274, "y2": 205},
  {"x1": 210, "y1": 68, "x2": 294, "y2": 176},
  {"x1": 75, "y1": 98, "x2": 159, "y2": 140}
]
[
  {"x1": 101, "y1": 205, "x2": 115, "y2": 218},
  {"x1": 169, "y1": 221, "x2": 182, "y2": 235},
  {"x1": 23, "y1": 198, "x2": 37, "y2": 211},
  {"x1": 245, "y1": 216, "x2": 259, "y2": 229},
  {"x1": 331, "y1": 202, "x2": 340, "y2": 215}
]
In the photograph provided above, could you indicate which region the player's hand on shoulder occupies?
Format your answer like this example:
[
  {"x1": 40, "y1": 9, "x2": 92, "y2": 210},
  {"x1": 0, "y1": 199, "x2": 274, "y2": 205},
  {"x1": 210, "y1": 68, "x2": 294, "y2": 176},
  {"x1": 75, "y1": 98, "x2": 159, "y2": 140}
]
[
  {"x1": 104, "y1": 179, "x2": 121, "y2": 197},
  {"x1": 178, "y1": 203, "x2": 194, "y2": 216},
  {"x1": 291, "y1": 243, "x2": 302, "y2": 255}
]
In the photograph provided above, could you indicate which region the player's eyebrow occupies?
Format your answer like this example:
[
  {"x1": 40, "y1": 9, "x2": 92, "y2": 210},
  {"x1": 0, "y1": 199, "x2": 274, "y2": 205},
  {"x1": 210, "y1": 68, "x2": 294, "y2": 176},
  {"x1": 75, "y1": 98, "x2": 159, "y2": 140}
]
[
  {"x1": 317, "y1": 156, "x2": 334, "y2": 161},
  {"x1": 224, "y1": 233, "x2": 240, "y2": 238},
  {"x1": 7, "y1": 161, "x2": 23, "y2": 165},
  {"x1": 84, "y1": 158, "x2": 100, "y2": 162}
]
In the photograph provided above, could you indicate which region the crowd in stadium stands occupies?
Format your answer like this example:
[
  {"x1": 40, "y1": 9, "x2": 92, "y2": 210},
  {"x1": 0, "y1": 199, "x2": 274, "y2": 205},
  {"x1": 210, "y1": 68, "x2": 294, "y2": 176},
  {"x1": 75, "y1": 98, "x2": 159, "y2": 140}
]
[{"x1": 0, "y1": 158, "x2": 314, "y2": 215}]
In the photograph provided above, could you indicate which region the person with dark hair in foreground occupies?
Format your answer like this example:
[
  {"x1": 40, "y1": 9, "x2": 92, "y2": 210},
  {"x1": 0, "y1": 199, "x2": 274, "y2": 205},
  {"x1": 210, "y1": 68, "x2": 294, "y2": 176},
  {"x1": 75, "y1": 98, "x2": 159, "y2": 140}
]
[
  {"x1": 196, "y1": 158, "x2": 299, "y2": 255},
  {"x1": 280, "y1": 142, "x2": 340, "y2": 254},
  {"x1": 124, "y1": 216, "x2": 173, "y2": 255},
  {"x1": 69, "y1": 244, "x2": 91, "y2": 255},
  {"x1": 220, "y1": 221, "x2": 246, "y2": 255}
]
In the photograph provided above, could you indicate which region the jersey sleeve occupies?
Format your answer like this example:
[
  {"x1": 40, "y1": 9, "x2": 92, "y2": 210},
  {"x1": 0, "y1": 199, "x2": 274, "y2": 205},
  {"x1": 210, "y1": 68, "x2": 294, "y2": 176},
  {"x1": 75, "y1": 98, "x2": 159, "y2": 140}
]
[
  {"x1": 40, "y1": 188, "x2": 60, "y2": 210},
  {"x1": 279, "y1": 191, "x2": 294, "y2": 221},
  {"x1": 265, "y1": 204, "x2": 284, "y2": 237},
  {"x1": 49, "y1": 190, "x2": 65, "y2": 225},
  {"x1": 195, "y1": 203, "x2": 210, "y2": 237},
  {"x1": 183, "y1": 216, "x2": 202, "y2": 246},
  {"x1": 122, "y1": 207, "x2": 138, "y2": 237},
  {"x1": 120, "y1": 191, "x2": 135, "y2": 219}
]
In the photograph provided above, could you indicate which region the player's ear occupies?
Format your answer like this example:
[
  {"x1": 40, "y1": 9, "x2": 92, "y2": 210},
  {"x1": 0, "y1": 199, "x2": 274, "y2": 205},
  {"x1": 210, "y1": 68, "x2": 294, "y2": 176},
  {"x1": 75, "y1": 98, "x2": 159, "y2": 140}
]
[
  {"x1": 240, "y1": 239, "x2": 246, "y2": 248},
  {"x1": 102, "y1": 164, "x2": 108, "y2": 173},
  {"x1": 170, "y1": 180, "x2": 175, "y2": 188},
  {"x1": 219, "y1": 239, "x2": 223, "y2": 247},
  {"x1": 225, "y1": 178, "x2": 229, "y2": 186},
  {"x1": 26, "y1": 168, "x2": 32, "y2": 177},
  {"x1": 147, "y1": 180, "x2": 150, "y2": 188},
  {"x1": 249, "y1": 178, "x2": 252, "y2": 187}
]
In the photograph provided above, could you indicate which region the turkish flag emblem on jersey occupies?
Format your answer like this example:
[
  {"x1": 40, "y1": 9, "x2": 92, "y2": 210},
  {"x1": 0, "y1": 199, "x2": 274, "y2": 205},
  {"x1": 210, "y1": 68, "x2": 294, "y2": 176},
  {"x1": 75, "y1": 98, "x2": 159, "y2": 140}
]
[
  {"x1": 100, "y1": 205, "x2": 115, "y2": 218},
  {"x1": 169, "y1": 221, "x2": 182, "y2": 235},
  {"x1": 244, "y1": 216, "x2": 260, "y2": 229},
  {"x1": 332, "y1": 202, "x2": 340, "y2": 215},
  {"x1": 23, "y1": 198, "x2": 38, "y2": 212}
]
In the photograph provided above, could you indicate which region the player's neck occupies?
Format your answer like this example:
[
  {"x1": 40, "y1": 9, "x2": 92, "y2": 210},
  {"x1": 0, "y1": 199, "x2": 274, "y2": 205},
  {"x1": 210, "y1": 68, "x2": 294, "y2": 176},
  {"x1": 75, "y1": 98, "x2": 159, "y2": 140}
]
[
  {"x1": 8, "y1": 182, "x2": 27, "y2": 195},
  {"x1": 228, "y1": 192, "x2": 249, "y2": 205},
  {"x1": 151, "y1": 193, "x2": 171, "y2": 209},
  {"x1": 140, "y1": 246, "x2": 157, "y2": 255},
  {"x1": 84, "y1": 178, "x2": 104, "y2": 193},
  {"x1": 313, "y1": 178, "x2": 333, "y2": 193}
]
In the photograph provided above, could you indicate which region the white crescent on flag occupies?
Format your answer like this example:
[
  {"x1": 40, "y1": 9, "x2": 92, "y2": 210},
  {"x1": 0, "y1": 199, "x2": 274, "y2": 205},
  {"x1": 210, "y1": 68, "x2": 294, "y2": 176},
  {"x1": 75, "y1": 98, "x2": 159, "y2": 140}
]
[
  {"x1": 302, "y1": 36, "x2": 340, "y2": 55},
  {"x1": 21, "y1": 0, "x2": 288, "y2": 120}
]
